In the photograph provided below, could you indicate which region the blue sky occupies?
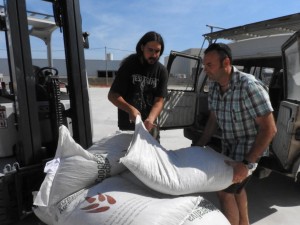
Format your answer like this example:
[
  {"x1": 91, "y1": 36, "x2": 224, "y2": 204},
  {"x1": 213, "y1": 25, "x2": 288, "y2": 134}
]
[{"x1": 2, "y1": 0, "x2": 300, "y2": 61}]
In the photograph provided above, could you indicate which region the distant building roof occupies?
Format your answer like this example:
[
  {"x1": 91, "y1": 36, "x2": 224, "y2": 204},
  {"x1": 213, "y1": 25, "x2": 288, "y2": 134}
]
[{"x1": 88, "y1": 59, "x2": 121, "y2": 71}]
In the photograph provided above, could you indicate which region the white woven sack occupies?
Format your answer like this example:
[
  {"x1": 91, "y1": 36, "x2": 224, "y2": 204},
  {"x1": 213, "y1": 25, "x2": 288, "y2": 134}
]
[
  {"x1": 120, "y1": 115, "x2": 233, "y2": 195},
  {"x1": 32, "y1": 205, "x2": 53, "y2": 225},
  {"x1": 34, "y1": 126, "x2": 132, "y2": 207},
  {"x1": 119, "y1": 170, "x2": 175, "y2": 198},
  {"x1": 53, "y1": 175, "x2": 200, "y2": 225},
  {"x1": 120, "y1": 170, "x2": 230, "y2": 225},
  {"x1": 32, "y1": 191, "x2": 53, "y2": 225}
]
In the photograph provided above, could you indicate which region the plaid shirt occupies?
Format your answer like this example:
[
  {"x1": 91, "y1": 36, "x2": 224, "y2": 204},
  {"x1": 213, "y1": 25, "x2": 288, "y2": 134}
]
[{"x1": 208, "y1": 67, "x2": 273, "y2": 160}]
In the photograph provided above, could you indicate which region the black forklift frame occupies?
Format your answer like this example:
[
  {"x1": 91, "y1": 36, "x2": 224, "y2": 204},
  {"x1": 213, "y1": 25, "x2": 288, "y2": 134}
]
[
  {"x1": 5, "y1": 0, "x2": 42, "y2": 166},
  {"x1": 4, "y1": 0, "x2": 92, "y2": 166},
  {"x1": 0, "y1": 0, "x2": 93, "y2": 223},
  {"x1": 57, "y1": 0, "x2": 93, "y2": 149}
]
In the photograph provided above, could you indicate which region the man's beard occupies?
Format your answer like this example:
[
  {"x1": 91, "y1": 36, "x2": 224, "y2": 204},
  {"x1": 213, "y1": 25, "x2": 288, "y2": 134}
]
[{"x1": 145, "y1": 56, "x2": 158, "y2": 65}]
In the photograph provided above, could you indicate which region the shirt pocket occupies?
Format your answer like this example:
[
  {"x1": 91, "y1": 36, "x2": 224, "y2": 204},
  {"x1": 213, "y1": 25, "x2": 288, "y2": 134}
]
[{"x1": 231, "y1": 102, "x2": 246, "y2": 123}]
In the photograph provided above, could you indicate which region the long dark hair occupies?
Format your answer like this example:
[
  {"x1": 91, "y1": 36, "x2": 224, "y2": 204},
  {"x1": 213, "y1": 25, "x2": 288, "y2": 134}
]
[
  {"x1": 121, "y1": 31, "x2": 164, "y2": 66},
  {"x1": 136, "y1": 31, "x2": 164, "y2": 57}
]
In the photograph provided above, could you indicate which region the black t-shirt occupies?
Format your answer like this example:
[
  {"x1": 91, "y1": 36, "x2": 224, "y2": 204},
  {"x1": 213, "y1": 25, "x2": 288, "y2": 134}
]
[{"x1": 110, "y1": 55, "x2": 168, "y2": 130}]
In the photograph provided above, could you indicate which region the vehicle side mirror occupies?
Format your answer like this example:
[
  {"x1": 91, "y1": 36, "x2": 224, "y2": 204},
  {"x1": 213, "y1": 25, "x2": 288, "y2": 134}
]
[{"x1": 83, "y1": 32, "x2": 90, "y2": 49}]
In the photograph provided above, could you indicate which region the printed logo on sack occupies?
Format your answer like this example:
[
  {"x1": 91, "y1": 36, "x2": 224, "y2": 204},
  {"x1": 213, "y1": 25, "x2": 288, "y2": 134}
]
[
  {"x1": 94, "y1": 154, "x2": 111, "y2": 182},
  {"x1": 187, "y1": 199, "x2": 219, "y2": 221},
  {"x1": 80, "y1": 193, "x2": 116, "y2": 213}
]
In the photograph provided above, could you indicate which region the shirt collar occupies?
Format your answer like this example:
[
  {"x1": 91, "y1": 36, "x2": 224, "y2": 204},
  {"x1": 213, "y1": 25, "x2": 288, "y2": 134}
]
[{"x1": 231, "y1": 66, "x2": 240, "y2": 87}]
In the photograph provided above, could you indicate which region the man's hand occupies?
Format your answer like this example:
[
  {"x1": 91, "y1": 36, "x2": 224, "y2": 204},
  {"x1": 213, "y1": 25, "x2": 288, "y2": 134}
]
[
  {"x1": 144, "y1": 119, "x2": 157, "y2": 131},
  {"x1": 225, "y1": 160, "x2": 248, "y2": 183},
  {"x1": 128, "y1": 108, "x2": 140, "y2": 123}
]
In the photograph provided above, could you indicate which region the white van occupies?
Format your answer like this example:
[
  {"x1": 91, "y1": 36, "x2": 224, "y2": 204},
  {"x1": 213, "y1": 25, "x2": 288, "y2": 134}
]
[{"x1": 160, "y1": 13, "x2": 300, "y2": 182}]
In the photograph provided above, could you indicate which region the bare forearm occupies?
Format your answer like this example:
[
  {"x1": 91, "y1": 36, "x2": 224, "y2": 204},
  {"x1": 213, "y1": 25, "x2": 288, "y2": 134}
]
[
  {"x1": 108, "y1": 90, "x2": 139, "y2": 120},
  {"x1": 108, "y1": 91, "x2": 129, "y2": 112},
  {"x1": 143, "y1": 97, "x2": 164, "y2": 131},
  {"x1": 147, "y1": 97, "x2": 164, "y2": 123},
  {"x1": 246, "y1": 113, "x2": 277, "y2": 162},
  {"x1": 196, "y1": 111, "x2": 218, "y2": 146}
]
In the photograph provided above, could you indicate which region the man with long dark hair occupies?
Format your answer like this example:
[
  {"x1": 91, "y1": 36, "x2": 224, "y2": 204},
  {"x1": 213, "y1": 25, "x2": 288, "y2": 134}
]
[{"x1": 108, "y1": 31, "x2": 168, "y2": 140}]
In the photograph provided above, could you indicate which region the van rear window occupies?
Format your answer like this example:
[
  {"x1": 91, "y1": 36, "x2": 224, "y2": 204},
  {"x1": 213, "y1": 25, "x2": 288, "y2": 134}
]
[{"x1": 284, "y1": 41, "x2": 300, "y2": 101}]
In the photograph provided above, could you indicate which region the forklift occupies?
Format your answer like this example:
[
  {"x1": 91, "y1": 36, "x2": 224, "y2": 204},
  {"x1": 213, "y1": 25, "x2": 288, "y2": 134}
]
[{"x1": 0, "y1": 0, "x2": 93, "y2": 224}]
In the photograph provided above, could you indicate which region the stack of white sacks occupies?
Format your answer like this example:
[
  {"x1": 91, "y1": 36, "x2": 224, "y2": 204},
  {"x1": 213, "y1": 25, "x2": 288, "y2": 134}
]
[{"x1": 33, "y1": 115, "x2": 232, "y2": 225}]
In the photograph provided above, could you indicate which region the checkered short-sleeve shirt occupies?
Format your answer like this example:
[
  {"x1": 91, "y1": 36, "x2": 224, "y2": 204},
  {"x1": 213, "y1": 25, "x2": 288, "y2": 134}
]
[{"x1": 208, "y1": 67, "x2": 273, "y2": 160}]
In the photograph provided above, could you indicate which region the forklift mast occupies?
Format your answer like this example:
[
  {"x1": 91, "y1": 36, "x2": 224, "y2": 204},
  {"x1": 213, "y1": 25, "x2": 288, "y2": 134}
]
[
  {"x1": 5, "y1": 0, "x2": 92, "y2": 166},
  {"x1": 0, "y1": 0, "x2": 93, "y2": 223}
]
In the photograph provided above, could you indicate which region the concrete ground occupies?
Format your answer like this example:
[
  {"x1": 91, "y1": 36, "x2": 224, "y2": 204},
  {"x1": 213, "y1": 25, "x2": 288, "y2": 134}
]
[{"x1": 13, "y1": 87, "x2": 300, "y2": 225}]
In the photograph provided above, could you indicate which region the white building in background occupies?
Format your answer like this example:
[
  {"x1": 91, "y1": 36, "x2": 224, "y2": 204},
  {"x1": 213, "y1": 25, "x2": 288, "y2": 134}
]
[
  {"x1": 0, "y1": 48, "x2": 201, "y2": 81},
  {"x1": 0, "y1": 58, "x2": 121, "y2": 78}
]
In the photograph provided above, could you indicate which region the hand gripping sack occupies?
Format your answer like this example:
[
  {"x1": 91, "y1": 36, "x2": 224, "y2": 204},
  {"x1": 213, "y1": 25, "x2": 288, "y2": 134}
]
[
  {"x1": 34, "y1": 126, "x2": 132, "y2": 207},
  {"x1": 120, "y1": 115, "x2": 233, "y2": 195},
  {"x1": 53, "y1": 175, "x2": 200, "y2": 225}
]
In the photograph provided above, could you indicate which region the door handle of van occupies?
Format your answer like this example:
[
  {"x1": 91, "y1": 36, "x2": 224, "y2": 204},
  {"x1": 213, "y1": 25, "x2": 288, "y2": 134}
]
[
  {"x1": 287, "y1": 117, "x2": 295, "y2": 134},
  {"x1": 166, "y1": 92, "x2": 171, "y2": 101},
  {"x1": 295, "y1": 128, "x2": 300, "y2": 141}
]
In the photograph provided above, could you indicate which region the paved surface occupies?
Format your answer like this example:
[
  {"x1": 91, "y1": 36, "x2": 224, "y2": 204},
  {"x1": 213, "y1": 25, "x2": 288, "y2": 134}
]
[{"x1": 12, "y1": 87, "x2": 300, "y2": 225}]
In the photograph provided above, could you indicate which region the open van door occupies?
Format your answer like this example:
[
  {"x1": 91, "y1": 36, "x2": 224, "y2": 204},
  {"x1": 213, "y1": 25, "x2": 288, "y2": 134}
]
[
  {"x1": 159, "y1": 50, "x2": 203, "y2": 130},
  {"x1": 270, "y1": 30, "x2": 300, "y2": 181}
]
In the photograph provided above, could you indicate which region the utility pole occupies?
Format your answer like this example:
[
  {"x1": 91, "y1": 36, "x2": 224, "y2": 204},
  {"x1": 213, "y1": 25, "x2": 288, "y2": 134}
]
[{"x1": 105, "y1": 46, "x2": 108, "y2": 86}]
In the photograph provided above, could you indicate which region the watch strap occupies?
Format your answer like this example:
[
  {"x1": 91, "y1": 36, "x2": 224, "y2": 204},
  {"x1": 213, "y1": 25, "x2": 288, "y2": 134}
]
[
  {"x1": 242, "y1": 159, "x2": 258, "y2": 176},
  {"x1": 242, "y1": 159, "x2": 250, "y2": 165}
]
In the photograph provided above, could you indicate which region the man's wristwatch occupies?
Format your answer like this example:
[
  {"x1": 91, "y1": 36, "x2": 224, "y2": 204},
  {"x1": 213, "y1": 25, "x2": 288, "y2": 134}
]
[{"x1": 242, "y1": 160, "x2": 258, "y2": 176}]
